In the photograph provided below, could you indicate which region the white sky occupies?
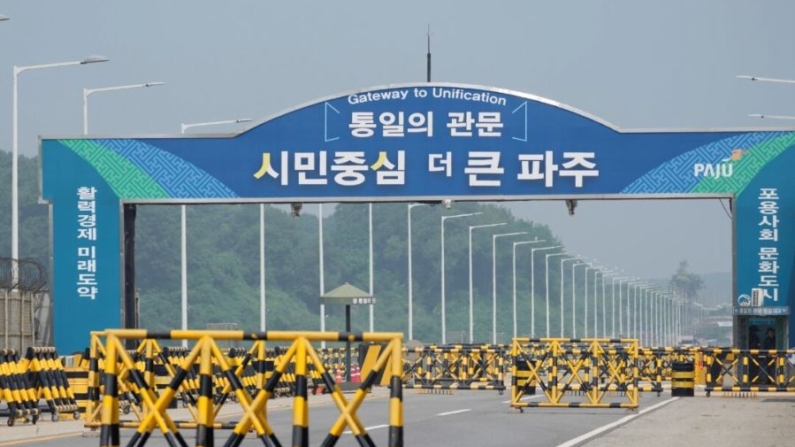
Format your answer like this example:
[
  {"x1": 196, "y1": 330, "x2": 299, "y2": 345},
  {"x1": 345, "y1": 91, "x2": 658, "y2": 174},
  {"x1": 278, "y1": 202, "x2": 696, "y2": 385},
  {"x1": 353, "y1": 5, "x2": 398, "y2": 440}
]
[{"x1": 2, "y1": 0, "x2": 794, "y2": 278}]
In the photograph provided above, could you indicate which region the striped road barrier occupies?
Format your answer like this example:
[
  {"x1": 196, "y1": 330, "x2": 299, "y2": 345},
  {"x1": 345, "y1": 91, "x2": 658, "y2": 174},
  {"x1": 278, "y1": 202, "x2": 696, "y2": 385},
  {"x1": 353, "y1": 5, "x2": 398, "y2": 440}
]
[
  {"x1": 510, "y1": 338, "x2": 640, "y2": 410},
  {"x1": 86, "y1": 329, "x2": 404, "y2": 447}
]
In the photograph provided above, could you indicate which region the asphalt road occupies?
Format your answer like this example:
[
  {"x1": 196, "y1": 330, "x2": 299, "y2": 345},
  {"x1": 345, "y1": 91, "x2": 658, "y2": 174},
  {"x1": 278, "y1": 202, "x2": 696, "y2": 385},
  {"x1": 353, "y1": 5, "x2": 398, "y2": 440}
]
[{"x1": 0, "y1": 390, "x2": 671, "y2": 447}]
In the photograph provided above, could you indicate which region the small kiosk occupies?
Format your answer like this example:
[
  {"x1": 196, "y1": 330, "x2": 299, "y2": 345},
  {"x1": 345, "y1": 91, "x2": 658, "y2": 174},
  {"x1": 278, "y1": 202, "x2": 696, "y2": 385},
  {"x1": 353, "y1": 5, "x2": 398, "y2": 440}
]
[{"x1": 320, "y1": 283, "x2": 375, "y2": 388}]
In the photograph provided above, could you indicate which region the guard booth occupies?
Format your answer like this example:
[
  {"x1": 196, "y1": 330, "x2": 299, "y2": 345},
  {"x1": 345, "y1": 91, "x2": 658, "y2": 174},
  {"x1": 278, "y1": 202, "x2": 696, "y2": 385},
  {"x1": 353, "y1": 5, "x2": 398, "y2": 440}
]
[
  {"x1": 320, "y1": 282, "x2": 374, "y2": 389},
  {"x1": 735, "y1": 289, "x2": 789, "y2": 349},
  {"x1": 736, "y1": 316, "x2": 788, "y2": 350}
]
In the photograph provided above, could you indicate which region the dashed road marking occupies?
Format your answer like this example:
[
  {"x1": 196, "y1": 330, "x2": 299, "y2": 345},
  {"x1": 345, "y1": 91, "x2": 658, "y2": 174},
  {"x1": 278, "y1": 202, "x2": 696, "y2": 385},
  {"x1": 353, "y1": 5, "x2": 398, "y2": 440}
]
[
  {"x1": 344, "y1": 424, "x2": 389, "y2": 434},
  {"x1": 437, "y1": 409, "x2": 472, "y2": 416}
]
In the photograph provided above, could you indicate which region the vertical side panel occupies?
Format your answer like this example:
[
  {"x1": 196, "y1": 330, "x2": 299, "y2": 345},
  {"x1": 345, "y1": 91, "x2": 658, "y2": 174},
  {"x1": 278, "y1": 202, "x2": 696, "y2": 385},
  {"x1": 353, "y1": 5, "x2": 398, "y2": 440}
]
[{"x1": 45, "y1": 145, "x2": 121, "y2": 354}]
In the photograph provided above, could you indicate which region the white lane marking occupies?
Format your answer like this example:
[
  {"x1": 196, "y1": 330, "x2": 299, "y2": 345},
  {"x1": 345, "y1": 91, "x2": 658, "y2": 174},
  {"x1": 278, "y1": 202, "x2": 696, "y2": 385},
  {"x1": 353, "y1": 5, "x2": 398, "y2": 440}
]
[
  {"x1": 343, "y1": 424, "x2": 389, "y2": 435},
  {"x1": 502, "y1": 395, "x2": 544, "y2": 404},
  {"x1": 554, "y1": 397, "x2": 679, "y2": 447},
  {"x1": 437, "y1": 409, "x2": 472, "y2": 416}
]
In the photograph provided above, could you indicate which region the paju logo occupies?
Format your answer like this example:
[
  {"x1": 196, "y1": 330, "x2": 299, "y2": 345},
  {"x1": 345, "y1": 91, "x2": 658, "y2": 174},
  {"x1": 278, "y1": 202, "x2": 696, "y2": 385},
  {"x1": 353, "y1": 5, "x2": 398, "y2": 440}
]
[{"x1": 694, "y1": 149, "x2": 748, "y2": 179}]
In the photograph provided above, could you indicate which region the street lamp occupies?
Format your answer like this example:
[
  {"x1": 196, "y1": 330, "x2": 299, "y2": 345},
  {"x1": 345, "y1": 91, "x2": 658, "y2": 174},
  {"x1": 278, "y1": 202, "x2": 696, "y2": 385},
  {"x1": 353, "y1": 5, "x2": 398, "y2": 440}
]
[
  {"x1": 616, "y1": 277, "x2": 640, "y2": 337},
  {"x1": 530, "y1": 245, "x2": 562, "y2": 337},
  {"x1": 660, "y1": 292, "x2": 676, "y2": 346},
  {"x1": 583, "y1": 266, "x2": 597, "y2": 337},
  {"x1": 12, "y1": 55, "x2": 109, "y2": 279},
  {"x1": 656, "y1": 291, "x2": 669, "y2": 346},
  {"x1": 407, "y1": 203, "x2": 430, "y2": 341},
  {"x1": 319, "y1": 204, "x2": 326, "y2": 347},
  {"x1": 642, "y1": 287, "x2": 662, "y2": 346},
  {"x1": 180, "y1": 118, "x2": 253, "y2": 344},
  {"x1": 583, "y1": 264, "x2": 608, "y2": 337},
  {"x1": 469, "y1": 222, "x2": 507, "y2": 343},
  {"x1": 747, "y1": 114, "x2": 795, "y2": 121},
  {"x1": 649, "y1": 287, "x2": 667, "y2": 347},
  {"x1": 0, "y1": 14, "x2": 9, "y2": 21},
  {"x1": 737, "y1": 75, "x2": 795, "y2": 85},
  {"x1": 180, "y1": 118, "x2": 253, "y2": 133},
  {"x1": 83, "y1": 82, "x2": 164, "y2": 134},
  {"x1": 649, "y1": 290, "x2": 659, "y2": 346},
  {"x1": 441, "y1": 212, "x2": 482, "y2": 343},
  {"x1": 571, "y1": 261, "x2": 588, "y2": 338},
  {"x1": 628, "y1": 281, "x2": 649, "y2": 339},
  {"x1": 610, "y1": 276, "x2": 633, "y2": 338},
  {"x1": 560, "y1": 256, "x2": 581, "y2": 337},
  {"x1": 368, "y1": 204, "x2": 373, "y2": 332},
  {"x1": 594, "y1": 269, "x2": 617, "y2": 338},
  {"x1": 492, "y1": 231, "x2": 527, "y2": 344},
  {"x1": 512, "y1": 240, "x2": 545, "y2": 340},
  {"x1": 544, "y1": 252, "x2": 568, "y2": 338},
  {"x1": 737, "y1": 75, "x2": 795, "y2": 120}
]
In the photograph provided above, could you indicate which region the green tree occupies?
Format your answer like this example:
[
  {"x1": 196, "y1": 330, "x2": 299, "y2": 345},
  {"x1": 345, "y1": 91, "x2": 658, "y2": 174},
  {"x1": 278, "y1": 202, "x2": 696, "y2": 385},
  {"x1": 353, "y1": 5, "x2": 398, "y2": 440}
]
[{"x1": 669, "y1": 260, "x2": 704, "y2": 302}]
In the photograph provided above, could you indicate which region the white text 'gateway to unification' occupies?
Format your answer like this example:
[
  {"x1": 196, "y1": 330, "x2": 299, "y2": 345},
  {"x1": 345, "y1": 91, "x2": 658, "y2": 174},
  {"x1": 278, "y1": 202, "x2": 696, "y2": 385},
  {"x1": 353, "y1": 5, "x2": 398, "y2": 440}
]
[{"x1": 431, "y1": 88, "x2": 507, "y2": 106}]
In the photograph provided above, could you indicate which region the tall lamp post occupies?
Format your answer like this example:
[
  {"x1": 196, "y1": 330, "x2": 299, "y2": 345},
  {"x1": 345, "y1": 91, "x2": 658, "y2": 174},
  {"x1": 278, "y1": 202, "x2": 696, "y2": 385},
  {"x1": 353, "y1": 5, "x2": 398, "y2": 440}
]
[
  {"x1": 628, "y1": 281, "x2": 649, "y2": 339},
  {"x1": 610, "y1": 276, "x2": 632, "y2": 338},
  {"x1": 594, "y1": 269, "x2": 617, "y2": 338},
  {"x1": 654, "y1": 290, "x2": 668, "y2": 346},
  {"x1": 469, "y1": 222, "x2": 507, "y2": 343},
  {"x1": 491, "y1": 231, "x2": 527, "y2": 344},
  {"x1": 583, "y1": 264, "x2": 608, "y2": 337},
  {"x1": 512, "y1": 240, "x2": 544, "y2": 340},
  {"x1": 643, "y1": 287, "x2": 661, "y2": 346},
  {"x1": 440, "y1": 212, "x2": 481, "y2": 343},
  {"x1": 571, "y1": 261, "x2": 589, "y2": 338},
  {"x1": 83, "y1": 82, "x2": 164, "y2": 134},
  {"x1": 180, "y1": 118, "x2": 253, "y2": 344},
  {"x1": 319, "y1": 204, "x2": 326, "y2": 348},
  {"x1": 12, "y1": 55, "x2": 109, "y2": 280},
  {"x1": 407, "y1": 203, "x2": 429, "y2": 341},
  {"x1": 616, "y1": 277, "x2": 639, "y2": 337},
  {"x1": 737, "y1": 75, "x2": 795, "y2": 120},
  {"x1": 180, "y1": 118, "x2": 254, "y2": 134},
  {"x1": 530, "y1": 245, "x2": 561, "y2": 337},
  {"x1": 560, "y1": 256, "x2": 581, "y2": 337},
  {"x1": 368, "y1": 204, "x2": 373, "y2": 332},
  {"x1": 0, "y1": 14, "x2": 10, "y2": 21},
  {"x1": 583, "y1": 266, "x2": 598, "y2": 337},
  {"x1": 544, "y1": 252, "x2": 568, "y2": 338}
]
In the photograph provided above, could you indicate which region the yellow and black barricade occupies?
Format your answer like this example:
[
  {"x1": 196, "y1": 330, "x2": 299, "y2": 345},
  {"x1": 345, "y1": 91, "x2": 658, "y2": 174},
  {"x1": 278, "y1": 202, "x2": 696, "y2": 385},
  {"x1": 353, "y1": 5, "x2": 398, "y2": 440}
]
[
  {"x1": 66, "y1": 350, "x2": 91, "y2": 417},
  {"x1": 401, "y1": 344, "x2": 506, "y2": 393},
  {"x1": 512, "y1": 352, "x2": 536, "y2": 396},
  {"x1": 670, "y1": 361, "x2": 695, "y2": 397},
  {"x1": 510, "y1": 338, "x2": 640, "y2": 410},
  {"x1": 22, "y1": 347, "x2": 80, "y2": 421},
  {"x1": 703, "y1": 348, "x2": 795, "y2": 396},
  {"x1": 0, "y1": 349, "x2": 40, "y2": 426},
  {"x1": 89, "y1": 329, "x2": 404, "y2": 447}
]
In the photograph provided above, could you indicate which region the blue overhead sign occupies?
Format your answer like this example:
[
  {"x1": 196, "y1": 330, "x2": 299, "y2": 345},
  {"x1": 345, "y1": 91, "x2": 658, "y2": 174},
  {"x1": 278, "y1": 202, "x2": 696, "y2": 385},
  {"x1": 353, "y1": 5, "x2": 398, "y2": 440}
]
[{"x1": 40, "y1": 83, "x2": 795, "y2": 352}]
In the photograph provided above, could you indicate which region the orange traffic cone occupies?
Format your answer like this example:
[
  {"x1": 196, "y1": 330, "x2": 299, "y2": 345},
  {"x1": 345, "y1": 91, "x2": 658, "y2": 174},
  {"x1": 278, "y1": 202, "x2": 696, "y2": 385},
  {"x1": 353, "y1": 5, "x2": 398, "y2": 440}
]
[
  {"x1": 335, "y1": 367, "x2": 343, "y2": 383},
  {"x1": 352, "y1": 365, "x2": 361, "y2": 383}
]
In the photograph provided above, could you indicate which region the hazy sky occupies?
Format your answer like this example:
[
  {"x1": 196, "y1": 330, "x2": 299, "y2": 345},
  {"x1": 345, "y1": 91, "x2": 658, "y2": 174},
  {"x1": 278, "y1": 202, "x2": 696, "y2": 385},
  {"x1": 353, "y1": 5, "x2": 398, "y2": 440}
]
[{"x1": 2, "y1": 0, "x2": 794, "y2": 279}]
